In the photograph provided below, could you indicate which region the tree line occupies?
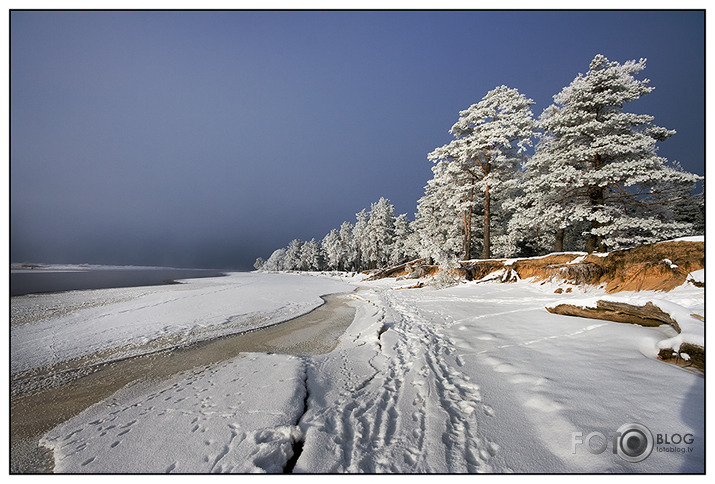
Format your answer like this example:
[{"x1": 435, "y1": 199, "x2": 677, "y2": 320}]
[{"x1": 255, "y1": 55, "x2": 703, "y2": 273}]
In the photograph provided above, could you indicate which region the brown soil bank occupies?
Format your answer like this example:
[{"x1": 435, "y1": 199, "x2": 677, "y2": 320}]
[{"x1": 459, "y1": 239, "x2": 704, "y2": 293}]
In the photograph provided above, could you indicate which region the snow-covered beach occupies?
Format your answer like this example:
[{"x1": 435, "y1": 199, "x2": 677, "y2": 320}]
[
  {"x1": 10, "y1": 271, "x2": 356, "y2": 472},
  {"x1": 11, "y1": 272, "x2": 353, "y2": 379},
  {"x1": 10, "y1": 10, "x2": 705, "y2": 476},
  {"x1": 10, "y1": 266, "x2": 703, "y2": 473}
]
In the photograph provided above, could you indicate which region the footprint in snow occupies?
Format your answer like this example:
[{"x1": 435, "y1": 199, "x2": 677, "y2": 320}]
[
  {"x1": 483, "y1": 404, "x2": 495, "y2": 417},
  {"x1": 493, "y1": 362, "x2": 516, "y2": 373}
]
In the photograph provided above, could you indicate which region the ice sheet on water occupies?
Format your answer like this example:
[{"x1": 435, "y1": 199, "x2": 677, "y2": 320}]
[{"x1": 11, "y1": 272, "x2": 354, "y2": 373}]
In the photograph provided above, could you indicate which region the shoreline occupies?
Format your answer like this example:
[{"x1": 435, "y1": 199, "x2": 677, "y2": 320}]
[
  {"x1": 10, "y1": 267, "x2": 227, "y2": 297},
  {"x1": 10, "y1": 292, "x2": 357, "y2": 473}
]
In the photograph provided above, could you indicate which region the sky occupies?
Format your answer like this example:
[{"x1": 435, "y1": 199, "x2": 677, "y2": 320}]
[{"x1": 10, "y1": 10, "x2": 705, "y2": 270}]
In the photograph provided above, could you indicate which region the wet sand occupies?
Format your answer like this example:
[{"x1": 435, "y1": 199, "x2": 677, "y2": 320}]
[{"x1": 10, "y1": 292, "x2": 356, "y2": 473}]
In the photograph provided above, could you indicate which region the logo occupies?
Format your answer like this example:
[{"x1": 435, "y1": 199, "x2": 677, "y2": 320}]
[
  {"x1": 572, "y1": 423, "x2": 695, "y2": 463},
  {"x1": 572, "y1": 423, "x2": 653, "y2": 463},
  {"x1": 614, "y1": 423, "x2": 654, "y2": 463}
]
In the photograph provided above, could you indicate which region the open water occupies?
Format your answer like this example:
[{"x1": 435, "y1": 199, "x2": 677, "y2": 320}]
[{"x1": 10, "y1": 267, "x2": 226, "y2": 296}]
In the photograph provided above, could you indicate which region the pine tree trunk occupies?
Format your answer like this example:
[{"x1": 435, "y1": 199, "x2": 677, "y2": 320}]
[
  {"x1": 463, "y1": 209, "x2": 471, "y2": 260},
  {"x1": 482, "y1": 183, "x2": 491, "y2": 259},
  {"x1": 554, "y1": 228, "x2": 565, "y2": 252},
  {"x1": 463, "y1": 185, "x2": 475, "y2": 260},
  {"x1": 585, "y1": 189, "x2": 605, "y2": 252},
  {"x1": 586, "y1": 153, "x2": 606, "y2": 253}
]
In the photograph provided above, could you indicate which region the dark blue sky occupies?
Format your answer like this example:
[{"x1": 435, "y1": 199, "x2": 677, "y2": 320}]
[{"x1": 10, "y1": 10, "x2": 705, "y2": 270}]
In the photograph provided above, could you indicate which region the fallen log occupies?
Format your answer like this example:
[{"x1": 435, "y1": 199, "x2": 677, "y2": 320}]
[
  {"x1": 364, "y1": 259, "x2": 430, "y2": 281},
  {"x1": 546, "y1": 300, "x2": 681, "y2": 333},
  {"x1": 547, "y1": 300, "x2": 703, "y2": 372},
  {"x1": 393, "y1": 282, "x2": 424, "y2": 290},
  {"x1": 658, "y1": 343, "x2": 704, "y2": 372}
]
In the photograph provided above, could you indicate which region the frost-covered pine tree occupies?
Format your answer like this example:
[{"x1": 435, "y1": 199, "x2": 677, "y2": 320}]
[
  {"x1": 339, "y1": 221, "x2": 356, "y2": 271},
  {"x1": 253, "y1": 257, "x2": 265, "y2": 271},
  {"x1": 413, "y1": 166, "x2": 465, "y2": 264},
  {"x1": 488, "y1": 178, "x2": 524, "y2": 258},
  {"x1": 283, "y1": 239, "x2": 304, "y2": 271},
  {"x1": 671, "y1": 190, "x2": 704, "y2": 236},
  {"x1": 364, "y1": 197, "x2": 396, "y2": 269},
  {"x1": 505, "y1": 119, "x2": 584, "y2": 255},
  {"x1": 389, "y1": 213, "x2": 414, "y2": 265},
  {"x1": 321, "y1": 229, "x2": 342, "y2": 271},
  {"x1": 300, "y1": 238, "x2": 324, "y2": 271},
  {"x1": 429, "y1": 86, "x2": 537, "y2": 259},
  {"x1": 352, "y1": 209, "x2": 369, "y2": 271},
  {"x1": 261, "y1": 248, "x2": 286, "y2": 271},
  {"x1": 532, "y1": 54, "x2": 701, "y2": 252}
]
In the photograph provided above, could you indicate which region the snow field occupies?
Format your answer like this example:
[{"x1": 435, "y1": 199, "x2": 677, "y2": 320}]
[
  {"x1": 31, "y1": 272, "x2": 703, "y2": 473},
  {"x1": 294, "y1": 277, "x2": 703, "y2": 472},
  {"x1": 426, "y1": 283, "x2": 703, "y2": 472}
]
